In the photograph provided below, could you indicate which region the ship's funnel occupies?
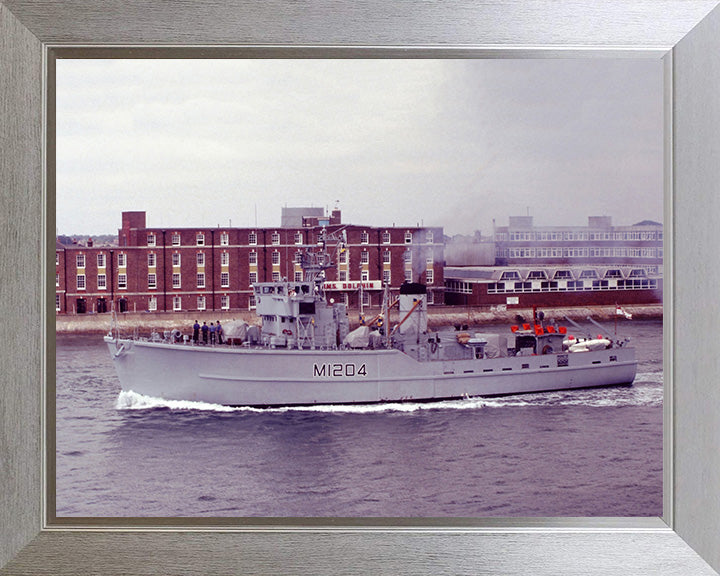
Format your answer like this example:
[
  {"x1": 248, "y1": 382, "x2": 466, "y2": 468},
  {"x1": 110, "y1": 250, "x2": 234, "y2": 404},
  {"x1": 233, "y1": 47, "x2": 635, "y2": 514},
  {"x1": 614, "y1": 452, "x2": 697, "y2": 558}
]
[{"x1": 398, "y1": 282, "x2": 427, "y2": 335}]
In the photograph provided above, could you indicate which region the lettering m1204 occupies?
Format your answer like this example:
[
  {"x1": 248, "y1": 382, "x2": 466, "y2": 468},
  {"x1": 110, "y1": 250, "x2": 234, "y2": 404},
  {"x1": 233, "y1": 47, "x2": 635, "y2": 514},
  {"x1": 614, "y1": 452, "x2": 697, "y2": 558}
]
[{"x1": 313, "y1": 363, "x2": 368, "y2": 378}]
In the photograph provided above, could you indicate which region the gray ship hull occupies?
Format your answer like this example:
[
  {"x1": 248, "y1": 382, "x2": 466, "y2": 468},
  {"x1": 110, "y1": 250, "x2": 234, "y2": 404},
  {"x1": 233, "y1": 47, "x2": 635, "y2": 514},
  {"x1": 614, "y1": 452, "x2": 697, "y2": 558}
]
[{"x1": 105, "y1": 336, "x2": 637, "y2": 407}]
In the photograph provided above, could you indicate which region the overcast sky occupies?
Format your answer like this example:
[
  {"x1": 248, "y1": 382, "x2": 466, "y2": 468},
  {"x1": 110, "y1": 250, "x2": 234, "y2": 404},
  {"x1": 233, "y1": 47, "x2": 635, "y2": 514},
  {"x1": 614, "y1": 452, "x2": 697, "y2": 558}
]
[{"x1": 56, "y1": 58, "x2": 664, "y2": 237}]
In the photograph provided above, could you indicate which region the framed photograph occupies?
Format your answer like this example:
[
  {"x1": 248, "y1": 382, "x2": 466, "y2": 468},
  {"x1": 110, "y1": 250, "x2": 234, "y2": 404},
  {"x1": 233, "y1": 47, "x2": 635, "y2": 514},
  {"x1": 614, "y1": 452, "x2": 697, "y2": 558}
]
[{"x1": 2, "y1": 1, "x2": 720, "y2": 574}]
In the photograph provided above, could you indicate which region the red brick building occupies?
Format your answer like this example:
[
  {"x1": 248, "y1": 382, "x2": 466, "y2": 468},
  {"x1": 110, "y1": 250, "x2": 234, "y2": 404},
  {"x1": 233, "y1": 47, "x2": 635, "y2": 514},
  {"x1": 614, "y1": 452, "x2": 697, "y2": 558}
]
[{"x1": 56, "y1": 210, "x2": 445, "y2": 315}]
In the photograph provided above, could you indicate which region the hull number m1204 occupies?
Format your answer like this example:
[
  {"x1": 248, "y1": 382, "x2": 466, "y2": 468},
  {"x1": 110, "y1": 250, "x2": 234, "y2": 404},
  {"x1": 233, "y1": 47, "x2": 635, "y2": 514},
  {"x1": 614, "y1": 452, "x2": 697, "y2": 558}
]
[{"x1": 313, "y1": 363, "x2": 367, "y2": 378}]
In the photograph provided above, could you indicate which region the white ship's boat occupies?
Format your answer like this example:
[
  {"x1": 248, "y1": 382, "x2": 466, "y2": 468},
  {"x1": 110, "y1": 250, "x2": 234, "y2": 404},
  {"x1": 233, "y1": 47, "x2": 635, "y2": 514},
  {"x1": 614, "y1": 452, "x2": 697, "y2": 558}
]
[{"x1": 105, "y1": 230, "x2": 637, "y2": 407}]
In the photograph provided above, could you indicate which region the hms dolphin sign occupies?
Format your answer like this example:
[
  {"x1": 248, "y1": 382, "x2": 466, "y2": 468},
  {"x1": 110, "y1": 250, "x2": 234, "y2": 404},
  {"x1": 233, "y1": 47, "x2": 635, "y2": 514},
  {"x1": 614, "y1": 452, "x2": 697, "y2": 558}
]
[{"x1": 322, "y1": 281, "x2": 382, "y2": 291}]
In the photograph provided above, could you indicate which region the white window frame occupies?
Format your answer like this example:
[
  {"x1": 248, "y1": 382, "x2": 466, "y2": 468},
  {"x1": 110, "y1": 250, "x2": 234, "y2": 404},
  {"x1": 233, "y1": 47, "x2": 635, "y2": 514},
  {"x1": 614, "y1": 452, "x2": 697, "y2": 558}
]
[
  {"x1": 382, "y1": 270, "x2": 391, "y2": 284},
  {"x1": 172, "y1": 253, "x2": 181, "y2": 267},
  {"x1": 97, "y1": 274, "x2": 107, "y2": 290},
  {"x1": 272, "y1": 271, "x2": 281, "y2": 281},
  {"x1": 361, "y1": 251, "x2": 369, "y2": 264},
  {"x1": 220, "y1": 232, "x2": 229, "y2": 246},
  {"x1": 148, "y1": 296, "x2": 157, "y2": 311},
  {"x1": 197, "y1": 273, "x2": 206, "y2": 288},
  {"x1": 147, "y1": 253, "x2": 156, "y2": 267},
  {"x1": 173, "y1": 296, "x2": 182, "y2": 311},
  {"x1": 197, "y1": 296, "x2": 206, "y2": 310},
  {"x1": 221, "y1": 272, "x2": 230, "y2": 287},
  {"x1": 382, "y1": 251, "x2": 391, "y2": 264},
  {"x1": 76, "y1": 274, "x2": 86, "y2": 290},
  {"x1": 118, "y1": 253, "x2": 127, "y2": 267},
  {"x1": 294, "y1": 231, "x2": 303, "y2": 245},
  {"x1": 249, "y1": 251, "x2": 257, "y2": 265},
  {"x1": 271, "y1": 232, "x2": 280, "y2": 246},
  {"x1": 76, "y1": 254, "x2": 85, "y2": 268},
  {"x1": 272, "y1": 251, "x2": 280, "y2": 265},
  {"x1": 171, "y1": 233, "x2": 181, "y2": 246},
  {"x1": 117, "y1": 273, "x2": 127, "y2": 290},
  {"x1": 249, "y1": 271, "x2": 258, "y2": 284},
  {"x1": 382, "y1": 231, "x2": 391, "y2": 244},
  {"x1": 147, "y1": 234, "x2": 156, "y2": 247},
  {"x1": 248, "y1": 232, "x2": 257, "y2": 245},
  {"x1": 172, "y1": 273, "x2": 181, "y2": 288},
  {"x1": 97, "y1": 253, "x2": 106, "y2": 268},
  {"x1": 196, "y1": 233, "x2": 205, "y2": 246},
  {"x1": 197, "y1": 252, "x2": 205, "y2": 267},
  {"x1": 221, "y1": 295, "x2": 230, "y2": 310},
  {"x1": 360, "y1": 231, "x2": 369, "y2": 244},
  {"x1": 221, "y1": 252, "x2": 229, "y2": 266},
  {"x1": 55, "y1": 294, "x2": 61, "y2": 311},
  {"x1": 148, "y1": 273, "x2": 157, "y2": 289},
  {"x1": 404, "y1": 231, "x2": 413, "y2": 244}
]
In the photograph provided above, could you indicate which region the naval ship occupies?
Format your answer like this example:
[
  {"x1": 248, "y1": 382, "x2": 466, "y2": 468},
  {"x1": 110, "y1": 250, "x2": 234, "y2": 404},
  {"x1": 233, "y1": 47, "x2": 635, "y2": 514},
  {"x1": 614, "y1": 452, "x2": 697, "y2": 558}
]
[{"x1": 105, "y1": 229, "x2": 637, "y2": 407}]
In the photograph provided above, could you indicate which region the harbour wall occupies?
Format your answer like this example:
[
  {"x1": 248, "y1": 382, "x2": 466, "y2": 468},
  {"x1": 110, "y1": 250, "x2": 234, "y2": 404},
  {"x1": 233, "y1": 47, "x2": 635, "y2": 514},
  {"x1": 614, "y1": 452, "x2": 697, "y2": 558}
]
[{"x1": 55, "y1": 304, "x2": 663, "y2": 335}]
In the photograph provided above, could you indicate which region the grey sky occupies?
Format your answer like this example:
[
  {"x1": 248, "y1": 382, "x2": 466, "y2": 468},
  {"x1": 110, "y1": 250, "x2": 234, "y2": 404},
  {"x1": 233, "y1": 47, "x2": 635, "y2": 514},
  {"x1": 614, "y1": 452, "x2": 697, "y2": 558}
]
[{"x1": 56, "y1": 58, "x2": 664, "y2": 237}]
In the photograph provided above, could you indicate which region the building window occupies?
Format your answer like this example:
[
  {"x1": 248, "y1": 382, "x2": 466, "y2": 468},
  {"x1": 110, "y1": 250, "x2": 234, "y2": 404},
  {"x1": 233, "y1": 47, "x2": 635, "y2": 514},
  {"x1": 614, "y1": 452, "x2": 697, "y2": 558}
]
[
  {"x1": 361, "y1": 270, "x2": 369, "y2": 282},
  {"x1": 360, "y1": 231, "x2": 369, "y2": 244},
  {"x1": 118, "y1": 253, "x2": 127, "y2": 267},
  {"x1": 97, "y1": 274, "x2": 107, "y2": 290},
  {"x1": 173, "y1": 296, "x2": 182, "y2": 311},
  {"x1": 221, "y1": 272, "x2": 229, "y2": 287},
  {"x1": 339, "y1": 271, "x2": 347, "y2": 281},
  {"x1": 361, "y1": 251, "x2": 369, "y2": 264},
  {"x1": 76, "y1": 274, "x2": 86, "y2": 290},
  {"x1": 271, "y1": 232, "x2": 280, "y2": 245},
  {"x1": 76, "y1": 254, "x2": 85, "y2": 268},
  {"x1": 249, "y1": 271, "x2": 258, "y2": 284},
  {"x1": 294, "y1": 231, "x2": 303, "y2": 244},
  {"x1": 404, "y1": 231, "x2": 413, "y2": 244},
  {"x1": 294, "y1": 271, "x2": 303, "y2": 282},
  {"x1": 382, "y1": 231, "x2": 391, "y2": 244},
  {"x1": 404, "y1": 269, "x2": 413, "y2": 282},
  {"x1": 382, "y1": 270, "x2": 391, "y2": 284},
  {"x1": 197, "y1": 252, "x2": 205, "y2": 267},
  {"x1": 97, "y1": 253, "x2": 106, "y2": 268},
  {"x1": 249, "y1": 251, "x2": 257, "y2": 265},
  {"x1": 197, "y1": 296, "x2": 206, "y2": 310},
  {"x1": 272, "y1": 251, "x2": 280, "y2": 265},
  {"x1": 172, "y1": 253, "x2": 181, "y2": 267},
  {"x1": 147, "y1": 253, "x2": 156, "y2": 267},
  {"x1": 426, "y1": 269, "x2": 434, "y2": 284},
  {"x1": 339, "y1": 251, "x2": 347, "y2": 264},
  {"x1": 249, "y1": 232, "x2": 257, "y2": 245},
  {"x1": 117, "y1": 274, "x2": 127, "y2": 289},
  {"x1": 56, "y1": 273, "x2": 59, "y2": 287},
  {"x1": 147, "y1": 234, "x2": 156, "y2": 247},
  {"x1": 172, "y1": 233, "x2": 181, "y2": 246},
  {"x1": 55, "y1": 294, "x2": 61, "y2": 311},
  {"x1": 172, "y1": 273, "x2": 181, "y2": 288},
  {"x1": 221, "y1": 295, "x2": 229, "y2": 310},
  {"x1": 249, "y1": 295, "x2": 256, "y2": 309},
  {"x1": 197, "y1": 273, "x2": 206, "y2": 288},
  {"x1": 361, "y1": 291, "x2": 371, "y2": 307},
  {"x1": 220, "y1": 232, "x2": 229, "y2": 246},
  {"x1": 272, "y1": 271, "x2": 281, "y2": 281},
  {"x1": 427, "y1": 291, "x2": 434, "y2": 305},
  {"x1": 221, "y1": 252, "x2": 229, "y2": 266},
  {"x1": 404, "y1": 250, "x2": 412, "y2": 263},
  {"x1": 148, "y1": 273, "x2": 157, "y2": 289},
  {"x1": 196, "y1": 233, "x2": 205, "y2": 246},
  {"x1": 426, "y1": 230, "x2": 434, "y2": 243},
  {"x1": 148, "y1": 296, "x2": 157, "y2": 311},
  {"x1": 382, "y1": 251, "x2": 391, "y2": 264},
  {"x1": 56, "y1": 253, "x2": 59, "y2": 266}
]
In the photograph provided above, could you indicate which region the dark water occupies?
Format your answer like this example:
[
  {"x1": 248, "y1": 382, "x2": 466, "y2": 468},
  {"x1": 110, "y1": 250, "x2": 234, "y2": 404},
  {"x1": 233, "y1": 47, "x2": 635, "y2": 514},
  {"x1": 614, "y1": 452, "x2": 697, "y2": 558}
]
[{"x1": 56, "y1": 320, "x2": 663, "y2": 517}]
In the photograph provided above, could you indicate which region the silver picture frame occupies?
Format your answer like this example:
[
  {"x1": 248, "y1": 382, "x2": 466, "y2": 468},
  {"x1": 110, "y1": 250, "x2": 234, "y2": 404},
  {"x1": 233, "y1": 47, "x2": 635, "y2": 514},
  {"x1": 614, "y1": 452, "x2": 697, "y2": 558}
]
[{"x1": 2, "y1": 1, "x2": 719, "y2": 574}]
